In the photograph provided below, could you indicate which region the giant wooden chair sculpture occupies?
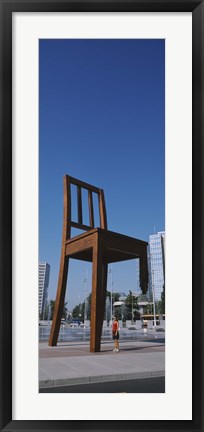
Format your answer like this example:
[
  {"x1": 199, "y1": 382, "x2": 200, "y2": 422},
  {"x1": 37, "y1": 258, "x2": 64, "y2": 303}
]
[{"x1": 49, "y1": 175, "x2": 148, "y2": 352}]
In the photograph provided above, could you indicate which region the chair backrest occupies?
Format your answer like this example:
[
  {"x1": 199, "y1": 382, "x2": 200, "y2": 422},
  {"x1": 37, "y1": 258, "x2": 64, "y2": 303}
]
[{"x1": 63, "y1": 175, "x2": 107, "y2": 240}]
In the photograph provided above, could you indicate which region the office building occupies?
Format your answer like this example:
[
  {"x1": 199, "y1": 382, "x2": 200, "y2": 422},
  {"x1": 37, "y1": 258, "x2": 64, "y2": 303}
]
[
  {"x1": 148, "y1": 231, "x2": 165, "y2": 301},
  {"x1": 39, "y1": 262, "x2": 50, "y2": 317}
]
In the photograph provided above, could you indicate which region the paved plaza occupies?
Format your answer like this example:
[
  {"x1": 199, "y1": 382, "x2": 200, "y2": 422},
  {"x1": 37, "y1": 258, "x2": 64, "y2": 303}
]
[{"x1": 39, "y1": 332, "x2": 165, "y2": 389}]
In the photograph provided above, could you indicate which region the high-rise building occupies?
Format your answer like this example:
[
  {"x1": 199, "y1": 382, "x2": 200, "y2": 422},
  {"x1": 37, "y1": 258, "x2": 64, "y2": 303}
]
[
  {"x1": 39, "y1": 262, "x2": 50, "y2": 317},
  {"x1": 135, "y1": 258, "x2": 142, "y2": 295},
  {"x1": 148, "y1": 231, "x2": 165, "y2": 301}
]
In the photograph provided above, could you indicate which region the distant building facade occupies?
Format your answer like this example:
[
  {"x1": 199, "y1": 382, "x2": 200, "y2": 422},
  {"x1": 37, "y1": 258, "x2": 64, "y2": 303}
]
[
  {"x1": 135, "y1": 259, "x2": 142, "y2": 295},
  {"x1": 39, "y1": 262, "x2": 50, "y2": 317},
  {"x1": 148, "y1": 231, "x2": 165, "y2": 301}
]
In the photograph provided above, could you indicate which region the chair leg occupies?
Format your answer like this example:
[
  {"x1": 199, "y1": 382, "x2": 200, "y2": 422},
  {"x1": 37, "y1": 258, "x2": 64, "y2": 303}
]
[
  {"x1": 48, "y1": 254, "x2": 69, "y2": 346},
  {"x1": 139, "y1": 250, "x2": 148, "y2": 295},
  {"x1": 90, "y1": 246, "x2": 107, "y2": 352}
]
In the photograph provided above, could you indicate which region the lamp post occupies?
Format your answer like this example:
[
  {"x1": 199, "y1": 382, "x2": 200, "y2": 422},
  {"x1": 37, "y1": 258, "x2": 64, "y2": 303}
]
[
  {"x1": 152, "y1": 269, "x2": 157, "y2": 333},
  {"x1": 132, "y1": 292, "x2": 134, "y2": 323},
  {"x1": 149, "y1": 254, "x2": 157, "y2": 336},
  {"x1": 109, "y1": 264, "x2": 113, "y2": 325},
  {"x1": 83, "y1": 270, "x2": 88, "y2": 325}
]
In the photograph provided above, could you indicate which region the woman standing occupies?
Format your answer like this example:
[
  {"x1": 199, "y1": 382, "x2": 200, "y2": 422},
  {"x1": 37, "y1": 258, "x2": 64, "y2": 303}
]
[{"x1": 112, "y1": 316, "x2": 119, "y2": 352}]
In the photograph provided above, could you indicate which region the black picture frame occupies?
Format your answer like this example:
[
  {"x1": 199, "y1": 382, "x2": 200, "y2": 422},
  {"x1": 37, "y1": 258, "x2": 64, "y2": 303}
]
[{"x1": 0, "y1": 1, "x2": 203, "y2": 431}]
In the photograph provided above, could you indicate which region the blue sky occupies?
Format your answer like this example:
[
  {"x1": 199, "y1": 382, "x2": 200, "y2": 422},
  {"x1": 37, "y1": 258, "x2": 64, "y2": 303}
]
[{"x1": 39, "y1": 39, "x2": 165, "y2": 310}]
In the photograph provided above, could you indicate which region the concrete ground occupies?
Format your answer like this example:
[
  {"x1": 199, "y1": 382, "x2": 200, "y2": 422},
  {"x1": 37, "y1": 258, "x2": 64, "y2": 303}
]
[{"x1": 39, "y1": 335, "x2": 165, "y2": 389}]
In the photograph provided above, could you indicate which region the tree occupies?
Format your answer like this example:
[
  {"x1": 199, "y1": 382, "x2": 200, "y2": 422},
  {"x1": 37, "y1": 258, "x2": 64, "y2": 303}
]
[
  {"x1": 106, "y1": 291, "x2": 120, "y2": 302},
  {"x1": 44, "y1": 302, "x2": 50, "y2": 320},
  {"x1": 125, "y1": 291, "x2": 140, "y2": 321},
  {"x1": 71, "y1": 291, "x2": 121, "y2": 322},
  {"x1": 155, "y1": 301, "x2": 162, "y2": 314},
  {"x1": 72, "y1": 303, "x2": 84, "y2": 319},
  {"x1": 49, "y1": 300, "x2": 68, "y2": 321},
  {"x1": 72, "y1": 293, "x2": 92, "y2": 321},
  {"x1": 145, "y1": 303, "x2": 153, "y2": 315},
  {"x1": 160, "y1": 284, "x2": 165, "y2": 314},
  {"x1": 152, "y1": 285, "x2": 165, "y2": 315},
  {"x1": 39, "y1": 301, "x2": 50, "y2": 320}
]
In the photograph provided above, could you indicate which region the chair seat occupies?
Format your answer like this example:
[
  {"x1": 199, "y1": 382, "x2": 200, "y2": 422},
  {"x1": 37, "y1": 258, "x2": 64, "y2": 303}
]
[{"x1": 65, "y1": 227, "x2": 147, "y2": 264}]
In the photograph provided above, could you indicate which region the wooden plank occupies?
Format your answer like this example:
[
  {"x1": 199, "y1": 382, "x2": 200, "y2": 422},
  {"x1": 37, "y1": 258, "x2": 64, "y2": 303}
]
[
  {"x1": 69, "y1": 250, "x2": 93, "y2": 262},
  {"x1": 104, "y1": 250, "x2": 138, "y2": 263},
  {"x1": 69, "y1": 175, "x2": 100, "y2": 194},
  {"x1": 71, "y1": 221, "x2": 92, "y2": 231},
  {"x1": 98, "y1": 189, "x2": 107, "y2": 229},
  {"x1": 49, "y1": 175, "x2": 72, "y2": 345},
  {"x1": 90, "y1": 236, "x2": 105, "y2": 352},
  {"x1": 139, "y1": 250, "x2": 149, "y2": 294},
  {"x1": 88, "y1": 190, "x2": 94, "y2": 227},
  {"x1": 99, "y1": 227, "x2": 148, "y2": 245},
  {"x1": 48, "y1": 256, "x2": 69, "y2": 346},
  {"x1": 65, "y1": 227, "x2": 98, "y2": 243},
  {"x1": 64, "y1": 175, "x2": 71, "y2": 241},
  {"x1": 101, "y1": 230, "x2": 147, "y2": 256},
  {"x1": 77, "y1": 186, "x2": 83, "y2": 224},
  {"x1": 65, "y1": 233, "x2": 95, "y2": 256}
]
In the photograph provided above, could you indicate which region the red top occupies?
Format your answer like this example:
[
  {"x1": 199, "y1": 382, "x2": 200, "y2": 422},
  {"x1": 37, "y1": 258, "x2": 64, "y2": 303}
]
[{"x1": 112, "y1": 321, "x2": 118, "y2": 332}]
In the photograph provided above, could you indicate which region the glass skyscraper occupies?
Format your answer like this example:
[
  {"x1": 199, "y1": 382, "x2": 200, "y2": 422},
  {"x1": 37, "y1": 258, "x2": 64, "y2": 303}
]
[
  {"x1": 39, "y1": 262, "x2": 50, "y2": 317},
  {"x1": 148, "y1": 231, "x2": 165, "y2": 301}
]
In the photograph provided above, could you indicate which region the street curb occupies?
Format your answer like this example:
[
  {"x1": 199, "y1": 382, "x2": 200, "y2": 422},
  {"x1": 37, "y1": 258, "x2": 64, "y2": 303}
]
[{"x1": 39, "y1": 370, "x2": 165, "y2": 389}]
